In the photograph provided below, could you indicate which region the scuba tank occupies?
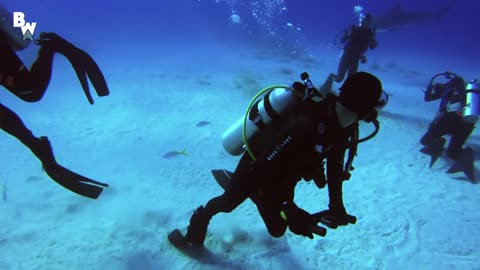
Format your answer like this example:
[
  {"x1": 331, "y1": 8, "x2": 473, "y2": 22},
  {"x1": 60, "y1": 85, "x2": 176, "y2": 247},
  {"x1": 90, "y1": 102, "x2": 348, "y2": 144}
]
[
  {"x1": 463, "y1": 80, "x2": 480, "y2": 124},
  {"x1": 221, "y1": 72, "x2": 323, "y2": 157},
  {"x1": 221, "y1": 85, "x2": 301, "y2": 156}
]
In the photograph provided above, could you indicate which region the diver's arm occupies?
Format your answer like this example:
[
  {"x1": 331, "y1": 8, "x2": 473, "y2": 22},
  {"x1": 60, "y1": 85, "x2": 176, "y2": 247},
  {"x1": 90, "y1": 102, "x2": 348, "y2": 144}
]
[
  {"x1": 326, "y1": 144, "x2": 348, "y2": 217},
  {"x1": 424, "y1": 83, "x2": 445, "y2": 102}
]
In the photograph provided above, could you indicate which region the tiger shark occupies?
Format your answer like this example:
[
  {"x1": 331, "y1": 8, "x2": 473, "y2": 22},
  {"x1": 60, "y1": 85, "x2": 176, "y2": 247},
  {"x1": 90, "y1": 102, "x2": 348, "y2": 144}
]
[{"x1": 372, "y1": 1, "x2": 456, "y2": 32}]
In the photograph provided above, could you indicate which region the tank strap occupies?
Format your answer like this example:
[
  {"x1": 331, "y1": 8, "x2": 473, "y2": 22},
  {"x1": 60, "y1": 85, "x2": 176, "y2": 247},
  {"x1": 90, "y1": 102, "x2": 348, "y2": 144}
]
[
  {"x1": 249, "y1": 100, "x2": 267, "y2": 129},
  {"x1": 263, "y1": 91, "x2": 278, "y2": 119}
]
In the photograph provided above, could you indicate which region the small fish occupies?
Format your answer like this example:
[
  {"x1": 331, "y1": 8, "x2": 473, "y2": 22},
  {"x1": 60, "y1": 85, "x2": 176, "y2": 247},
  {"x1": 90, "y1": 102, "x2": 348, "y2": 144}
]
[
  {"x1": 162, "y1": 149, "x2": 188, "y2": 159},
  {"x1": 196, "y1": 121, "x2": 211, "y2": 127}
]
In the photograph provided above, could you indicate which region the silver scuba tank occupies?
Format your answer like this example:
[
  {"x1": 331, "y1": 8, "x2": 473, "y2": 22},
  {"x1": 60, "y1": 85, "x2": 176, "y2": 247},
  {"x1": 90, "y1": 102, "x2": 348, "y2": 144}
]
[
  {"x1": 221, "y1": 86, "x2": 300, "y2": 156},
  {"x1": 463, "y1": 80, "x2": 480, "y2": 124}
]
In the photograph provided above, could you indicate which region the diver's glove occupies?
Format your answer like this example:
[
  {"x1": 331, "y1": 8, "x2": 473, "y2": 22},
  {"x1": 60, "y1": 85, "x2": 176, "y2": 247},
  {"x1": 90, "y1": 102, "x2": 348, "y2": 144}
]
[
  {"x1": 313, "y1": 208, "x2": 357, "y2": 229},
  {"x1": 281, "y1": 201, "x2": 326, "y2": 238}
]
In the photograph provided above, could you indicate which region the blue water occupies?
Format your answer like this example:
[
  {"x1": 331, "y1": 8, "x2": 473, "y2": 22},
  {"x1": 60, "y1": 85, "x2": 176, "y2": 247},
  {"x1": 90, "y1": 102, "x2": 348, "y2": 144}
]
[{"x1": 1, "y1": 0, "x2": 479, "y2": 269}]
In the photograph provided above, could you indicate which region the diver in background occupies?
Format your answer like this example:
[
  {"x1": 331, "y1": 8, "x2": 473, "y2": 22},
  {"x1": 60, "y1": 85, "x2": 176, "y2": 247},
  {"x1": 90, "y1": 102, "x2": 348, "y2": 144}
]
[
  {"x1": 334, "y1": 8, "x2": 377, "y2": 83},
  {"x1": 0, "y1": 4, "x2": 110, "y2": 198},
  {"x1": 420, "y1": 72, "x2": 479, "y2": 181},
  {"x1": 169, "y1": 72, "x2": 384, "y2": 249}
]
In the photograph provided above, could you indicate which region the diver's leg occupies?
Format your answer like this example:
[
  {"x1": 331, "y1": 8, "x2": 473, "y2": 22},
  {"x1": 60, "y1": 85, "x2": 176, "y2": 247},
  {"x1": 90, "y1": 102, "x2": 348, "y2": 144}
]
[
  {"x1": 346, "y1": 56, "x2": 360, "y2": 78},
  {"x1": 255, "y1": 200, "x2": 287, "y2": 238},
  {"x1": 447, "y1": 120, "x2": 475, "y2": 159},
  {"x1": 184, "y1": 189, "x2": 249, "y2": 246},
  {"x1": 3, "y1": 45, "x2": 55, "y2": 102},
  {"x1": 420, "y1": 113, "x2": 451, "y2": 146},
  {"x1": 334, "y1": 50, "x2": 348, "y2": 83},
  {"x1": 0, "y1": 104, "x2": 107, "y2": 198},
  {"x1": 0, "y1": 103, "x2": 55, "y2": 165},
  {"x1": 184, "y1": 154, "x2": 252, "y2": 245}
]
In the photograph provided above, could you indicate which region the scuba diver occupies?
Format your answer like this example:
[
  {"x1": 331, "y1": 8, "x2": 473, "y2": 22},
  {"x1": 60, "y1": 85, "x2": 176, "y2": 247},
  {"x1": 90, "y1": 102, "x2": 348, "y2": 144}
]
[
  {"x1": 420, "y1": 72, "x2": 480, "y2": 182},
  {"x1": 0, "y1": 4, "x2": 110, "y2": 199},
  {"x1": 334, "y1": 6, "x2": 377, "y2": 83},
  {"x1": 169, "y1": 71, "x2": 385, "y2": 250}
]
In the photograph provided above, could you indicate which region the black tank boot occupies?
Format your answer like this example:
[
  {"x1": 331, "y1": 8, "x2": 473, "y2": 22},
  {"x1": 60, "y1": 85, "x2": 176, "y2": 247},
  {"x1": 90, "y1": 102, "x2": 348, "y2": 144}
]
[{"x1": 184, "y1": 206, "x2": 211, "y2": 246}]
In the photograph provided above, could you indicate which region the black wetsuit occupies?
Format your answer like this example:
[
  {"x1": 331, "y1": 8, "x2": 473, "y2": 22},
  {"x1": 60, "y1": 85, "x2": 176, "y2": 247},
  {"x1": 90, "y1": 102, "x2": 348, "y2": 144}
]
[
  {"x1": 201, "y1": 95, "x2": 353, "y2": 237},
  {"x1": 335, "y1": 25, "x2": 377, "y2": 83},
  {"x1": 420, "y1": 77, "x2": 475, "y2": 159}
]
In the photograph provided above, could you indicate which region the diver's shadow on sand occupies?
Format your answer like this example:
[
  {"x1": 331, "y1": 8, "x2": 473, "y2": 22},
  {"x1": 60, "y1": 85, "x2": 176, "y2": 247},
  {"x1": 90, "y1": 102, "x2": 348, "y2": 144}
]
[
  {"x1": 180, "y1": 246, "x2": 245, "y2": 269},
  {"x1": 196, "y1": 228, "x2": 306, "y2": 270},
  {"x1": 176, "y1": 238, "x2": 304, "y2": 270}
]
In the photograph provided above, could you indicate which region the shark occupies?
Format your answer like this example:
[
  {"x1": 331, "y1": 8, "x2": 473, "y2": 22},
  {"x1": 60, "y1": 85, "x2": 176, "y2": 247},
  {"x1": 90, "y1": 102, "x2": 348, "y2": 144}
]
[{"x1": 372, "y1": 1, "x2": 456, "y2": 32}]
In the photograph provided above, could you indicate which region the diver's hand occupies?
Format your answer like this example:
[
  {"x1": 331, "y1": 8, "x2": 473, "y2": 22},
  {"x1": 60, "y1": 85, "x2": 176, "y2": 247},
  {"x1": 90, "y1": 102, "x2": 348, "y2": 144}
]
[
  {"x1": 282, "y1": 202, "x2": 320, "y2": 239},
  {"x1": 313, "y1": 209, "x2": 357, "y2": 229},
  {"x1": 288, "y1": 208, "x2": 317, "y2": 239}
]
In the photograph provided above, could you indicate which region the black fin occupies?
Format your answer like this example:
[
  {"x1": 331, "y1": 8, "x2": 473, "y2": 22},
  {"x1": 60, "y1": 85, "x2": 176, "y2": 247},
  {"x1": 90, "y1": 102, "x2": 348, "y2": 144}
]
[
  {"x1": 70, "y1": 57, "x2": 95, "y2": 104},
  {"x1": 168, "y1": 229, "x2": 214, "y2": 261},
  {"x1": 35, "y1": 33, "x2": 109, "y2": 104},
  {"x1": 43, "y1": 162, "x2": 108, "y2": 199},
  {"x1": 211, "y1": 169, "x2": 263, "y2": 204},
  {"x1": 447, "y1": 147, "x2": 475, "y2": 181},
  {"x1": 76, "y1": 48, "x2": 110, "y2": 97},
  {"x1": 64, "y1": 47, "x2": 109, "y2": 104},
  {"x1": 211, "y1": 169, "x2": 233, "y2": 190},
  {"x1": 419, "y1": 138, "x2": 446, "y2": 167}
]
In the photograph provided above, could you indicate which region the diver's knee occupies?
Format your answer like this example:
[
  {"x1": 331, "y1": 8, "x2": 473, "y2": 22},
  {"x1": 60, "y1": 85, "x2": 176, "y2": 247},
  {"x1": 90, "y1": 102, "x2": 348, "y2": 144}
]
[
  {"x1": 17, "y1": 92, "x2": 44, "y2": 102},
  {"x1": 267, "y1": 226, "x2": 287, "y2": 238}
]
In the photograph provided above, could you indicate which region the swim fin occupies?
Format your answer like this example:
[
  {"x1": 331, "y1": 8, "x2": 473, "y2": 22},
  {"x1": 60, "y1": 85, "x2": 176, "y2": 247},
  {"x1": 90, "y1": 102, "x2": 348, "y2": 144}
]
[
  {"x1": 446, "y1": 147, "x2": 475, "y2": 182},
  {"x1": 35, "y1": 136, "x2": 109, "y2": 199},
  {"x1": 419, "y1": 138, "x2": 446, "y2": 168},
  {"x1": 211, "y1": 169, "x2": 263, "y2": 204},
  {"x1": 168, "y1": 229, "x2": 210, "y2": 258},
  {"x1": 35, "y1": 32, "x2": 109, "y2": 105},
  {"x1": 43, "y1": 162, "x2": 109, "y2": 199},
  {"x1": 211, "y1": 169, "x2": 232, "y2": 190}
]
